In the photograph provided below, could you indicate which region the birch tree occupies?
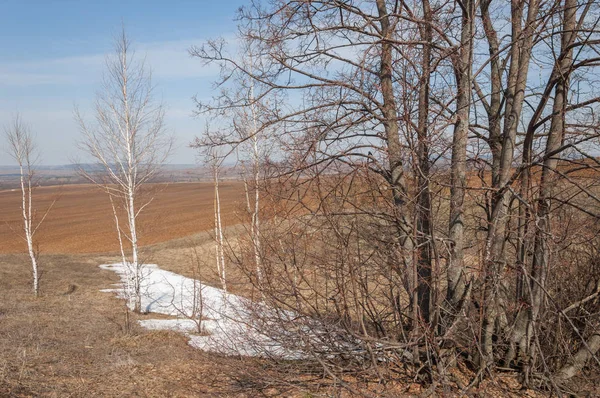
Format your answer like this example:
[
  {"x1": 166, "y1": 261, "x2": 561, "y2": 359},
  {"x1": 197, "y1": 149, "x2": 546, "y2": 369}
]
[
  {"x1": 190, "y1": 39, "x2": 273, "y2": 286},
  {"x1": 76, "y1": 30, "x2": 171, "y2": 312},
  {"x1": 241, "y1": 74, "x2": 265, "y2": 286},
  {"x1": 5, "y1": 116, "x2": 53, "y2": 296},
  {"x1": 207, "y1": 148, "x2": 227, "y2": 291}
]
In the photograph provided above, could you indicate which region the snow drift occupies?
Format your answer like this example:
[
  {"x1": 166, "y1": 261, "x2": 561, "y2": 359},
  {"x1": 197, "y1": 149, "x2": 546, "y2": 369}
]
[{"x1": 99, "y1": 263, "x2": 301, "y2": 358}]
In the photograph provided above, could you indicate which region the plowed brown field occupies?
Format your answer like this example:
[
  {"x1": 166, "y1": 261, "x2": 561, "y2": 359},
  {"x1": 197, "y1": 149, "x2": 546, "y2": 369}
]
[{"x1": 0, "y1": 182, "x2": 245, "y2": 254}]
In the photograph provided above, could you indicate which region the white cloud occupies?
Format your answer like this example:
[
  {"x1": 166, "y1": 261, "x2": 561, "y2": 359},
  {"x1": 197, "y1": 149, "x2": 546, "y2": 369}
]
[
  {"x1": 141, "y1": 38, "x2": 222, "y2": 80},
  {"x1": 0, "y1": 37, "x2": 225, "y2": 87}
]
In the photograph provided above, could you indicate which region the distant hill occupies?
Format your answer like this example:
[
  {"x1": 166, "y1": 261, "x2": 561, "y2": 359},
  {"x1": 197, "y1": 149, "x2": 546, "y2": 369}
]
[{"x1": 0, "y1": 164, "x2": 239, "y2": 190}]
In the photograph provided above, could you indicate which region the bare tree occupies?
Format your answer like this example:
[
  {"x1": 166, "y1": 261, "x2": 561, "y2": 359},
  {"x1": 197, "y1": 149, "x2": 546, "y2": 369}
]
[
  {"x1": 240, "y1": 73, "x2": 266, "y2": 286},
  {"x1": 5, "y1": 116, "x2": 54, "y2": 296},
  {"x1": 190, "y1": 39, "x2": 275, "y2": 287},
  {"x1": 207, "y1": 148, "x2": 227, "y2": 291},
  {"x1": 76, "y1": 29, "x2": 171, "y2": 312}
]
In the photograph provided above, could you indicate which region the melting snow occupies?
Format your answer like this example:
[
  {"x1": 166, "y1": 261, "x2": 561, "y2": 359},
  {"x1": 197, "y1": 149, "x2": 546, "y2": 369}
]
[{"x1": 99, "y1": 263, "x2": 301, "y2": 358}]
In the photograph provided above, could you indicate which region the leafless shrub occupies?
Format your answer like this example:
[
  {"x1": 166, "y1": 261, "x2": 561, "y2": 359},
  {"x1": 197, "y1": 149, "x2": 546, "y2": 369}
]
[
  {"x1": 4, "y1": 116, "x2": 57, "y2": 296},
  {"x1": 167, "y1": 247, "x2": 207, "y2": 334}
]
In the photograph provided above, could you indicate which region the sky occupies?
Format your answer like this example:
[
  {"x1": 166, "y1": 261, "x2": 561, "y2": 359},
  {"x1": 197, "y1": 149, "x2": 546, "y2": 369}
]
[{"x1": 0, "y1": 0, "x2": 245, "y2": 165}]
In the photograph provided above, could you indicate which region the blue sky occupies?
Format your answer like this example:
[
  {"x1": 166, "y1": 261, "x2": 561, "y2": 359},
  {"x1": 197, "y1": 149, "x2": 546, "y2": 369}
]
[{"x1": 0, "y1": 0, "x2": 245, "y2": 165}]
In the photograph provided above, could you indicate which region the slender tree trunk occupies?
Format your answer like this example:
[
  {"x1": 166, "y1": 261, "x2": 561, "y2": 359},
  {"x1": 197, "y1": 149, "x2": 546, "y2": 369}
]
[
  {"x1": 556, "y1": 333, "x2": 600, "y2": 381},
  {"x1": 530, "y1": 0, "x2": 575, "y2": 346},
  {"x1": 213, "y1": 163, "x2": 227, "y2": 291},
  {"x1": 108, "y1": 193, "x2": 133, "y2": 307},
  {"x1": 249, "y1": 78, "x2": 263, "y2": 285},
  {"x1": 122, "y1": 43, "x2": 142, "y2": 313},
  {"x1": 376, "y1": 0, "x2": 415, "y2": 328},
  {"x1": 127, "y1": 184, "x2": 141, "y2": 312},
  {"x1": 446, "y1": 0, "x2": 474, "y2": 320},
  {"x1": 416, "y1": 0, "x2": 433, "y2": 326},
  {"x1": 19, "y1": 163, "x2": 39, "y2": 296},
  {"x1": 479, "y1": 0, "x2": 503, "y2": 257},
  {"x1": 481, "y1": 0, "x2": 539, "y2": 365}
]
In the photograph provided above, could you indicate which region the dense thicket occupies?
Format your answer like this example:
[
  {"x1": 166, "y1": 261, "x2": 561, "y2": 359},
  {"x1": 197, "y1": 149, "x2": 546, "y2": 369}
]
[{"x1": 193, "y1": 0, "x2": 600, "y2": 393}]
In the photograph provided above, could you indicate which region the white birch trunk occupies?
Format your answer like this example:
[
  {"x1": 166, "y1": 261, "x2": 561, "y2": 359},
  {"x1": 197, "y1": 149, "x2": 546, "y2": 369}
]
[
  {"x1": 248, "y1": 75, "x2": 263, "y2": 284},
  {"x1": 126, "y1": 185, "x2": 141, "y2": 312},
  {"x1": 7, "y1": 118, "x2": 42, "y2": 297},
  {"x1": 108, "y1": 193, "x2": 133, "y2": 307},
  {"x1": 213, "y1": 163, "x2": 227, "y2": 291},
  {"x1": 19, "y1": 162, "x2": 39, "y2": 296}
]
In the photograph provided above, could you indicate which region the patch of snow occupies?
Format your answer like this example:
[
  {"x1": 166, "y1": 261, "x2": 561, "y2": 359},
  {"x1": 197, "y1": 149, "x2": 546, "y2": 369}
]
[
  {"x1": 99, "y1": 288, "x2": 121, "y2": 293},
  {"x1": 138, "y1": 318, "x2": 200, "y2": 333},
  {"x1": 99, "y1": 262, "x2": 301, "y2": 358}
]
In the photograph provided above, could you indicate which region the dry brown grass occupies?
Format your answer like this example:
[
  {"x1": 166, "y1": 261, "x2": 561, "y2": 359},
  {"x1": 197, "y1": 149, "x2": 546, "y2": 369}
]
[
  {"x1": 0, "y1": 253, "x2": 335, "y2": 397},
  {"x1": 0, "y1": 253, "x2": 218, "y2": 397},
  {"x1": 0, "y1": 250, "x2": 556, "y2": 397}
]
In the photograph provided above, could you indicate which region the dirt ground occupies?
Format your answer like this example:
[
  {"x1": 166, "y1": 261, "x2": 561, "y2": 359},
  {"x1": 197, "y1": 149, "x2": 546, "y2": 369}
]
[{"x1": 0, "y1": 182, "x2": 246, "y2": 254}]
